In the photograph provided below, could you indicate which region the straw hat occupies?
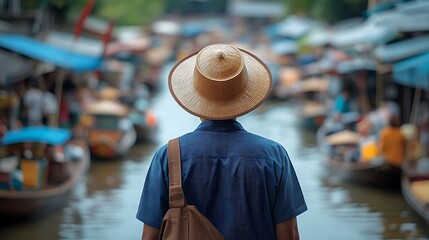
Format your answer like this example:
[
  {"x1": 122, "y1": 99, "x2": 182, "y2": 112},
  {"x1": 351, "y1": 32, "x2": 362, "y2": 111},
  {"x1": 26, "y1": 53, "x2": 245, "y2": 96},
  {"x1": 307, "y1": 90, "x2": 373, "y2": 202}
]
[
  {"x1": 85, "y1": 100, "x2": 128, "y2": 116},
  {"x1": 298, "y1": 77, "x2": 329, "y2": 93},
  {"x1": 168, "y1": 44, "x2": 272, "y2": 120},
  {"x1": 301, "y1": 101, "x2": 326, "y2": 117},
  {"x1": 99, "y1": 87, "x2": 121, "y2": 100},
  {"x1": 325, "y1": 130, "x2": 361, "y2": 146}
]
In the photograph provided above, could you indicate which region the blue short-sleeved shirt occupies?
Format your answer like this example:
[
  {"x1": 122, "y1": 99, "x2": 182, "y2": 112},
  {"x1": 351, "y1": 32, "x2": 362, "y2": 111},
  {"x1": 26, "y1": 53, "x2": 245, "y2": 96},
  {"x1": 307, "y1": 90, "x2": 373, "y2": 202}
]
[
  {"x1": 334, "y1": 95, "x2": 350, "y2": 113},
  {"x1": 136, "y1": 120, "x2": 307, "y2": 240}
]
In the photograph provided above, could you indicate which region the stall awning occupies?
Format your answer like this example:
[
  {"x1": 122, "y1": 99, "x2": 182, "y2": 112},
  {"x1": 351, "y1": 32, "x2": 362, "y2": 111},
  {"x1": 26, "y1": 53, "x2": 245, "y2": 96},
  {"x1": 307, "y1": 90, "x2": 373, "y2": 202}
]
[
  {"x1": 393, "y1": 51, "x2": 429, "y2": 90},
  {"x1": 1, "y1": 127, "x2": 71, "y2": 145},
  {"x1": 369, "y1": 9, "x2": 429, "y2": 33},
  {"x1": 374, "y1": 35, "x2": 429, "y2": 63},
  {"x1": 0, "y1": 50, "x2": 32, "y2": 86},
  {"x1": 0, "y1": 34, "x2": 103, "y2": 72},
  {"x1": 337, "y1": 58, "x2": 377, "y2": 74},
  {"x1": 330, "y1": 20, "x2": 397, "y2": 48}
]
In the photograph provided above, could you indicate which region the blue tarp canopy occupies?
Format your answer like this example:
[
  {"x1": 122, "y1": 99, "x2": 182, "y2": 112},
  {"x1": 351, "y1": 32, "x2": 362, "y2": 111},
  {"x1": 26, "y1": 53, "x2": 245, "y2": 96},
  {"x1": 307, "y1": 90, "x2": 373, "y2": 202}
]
[
  {"x1": 266, "y1": 16, "x2": 314, "y2": 39},
  {"x1": 337, "y1": 58, "x2": 377, "y2": 74},
  {"x1": 330, "y1": 21, "x2": 397, "y2": 47},
  {"x1": 0, "y1": 34, "x2": 103, "y2": 72},
  {"x1": 393, "y1": 51, "x2": 429, "y2": 90},
  {"x1": 374, "y1": 35, "x2": 429, "y2": 63},
  {"x1": 1, "y1": 127, "x2": 72, "y2": 145}
]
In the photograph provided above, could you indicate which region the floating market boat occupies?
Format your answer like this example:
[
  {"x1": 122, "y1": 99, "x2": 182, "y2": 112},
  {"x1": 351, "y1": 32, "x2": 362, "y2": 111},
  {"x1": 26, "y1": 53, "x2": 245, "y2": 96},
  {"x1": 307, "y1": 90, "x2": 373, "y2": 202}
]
[
  {"x1": 319, "y1": 129, "x2": 401, "y2": 187},
  {"x1": 295, "y1": 78, "x2": 330, "y2": 130},
  {"x1": 401, "y1": 167, "x2": 429, "y2": 226},
  {"x1": 0, "y1": 127, "x2": 90, "y2": 218},
  {"x1": 83, "y1": 99, "x2": 136, "y2": 159}
]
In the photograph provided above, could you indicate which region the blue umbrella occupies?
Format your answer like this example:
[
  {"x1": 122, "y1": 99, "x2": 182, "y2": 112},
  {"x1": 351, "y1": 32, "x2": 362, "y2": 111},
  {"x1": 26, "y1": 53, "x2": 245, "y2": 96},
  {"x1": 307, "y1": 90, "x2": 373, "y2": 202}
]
[
  {"x1": 374, "y1": 35, "x2": 429, "y2": 63},
  {"x1": 393, "y1": 51, "x2": 429, "y2": 90},
  {"x1": 1, "y1": 127, "x2": 72, "y2": 145},
  {"x1": 0, "y1": 34, "x2": 103, "y2": 72}
]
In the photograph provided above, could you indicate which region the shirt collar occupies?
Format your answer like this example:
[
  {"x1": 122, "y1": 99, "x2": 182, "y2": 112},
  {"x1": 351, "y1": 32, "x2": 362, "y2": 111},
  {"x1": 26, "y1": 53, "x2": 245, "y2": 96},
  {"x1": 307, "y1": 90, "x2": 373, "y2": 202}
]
[{"x1": 195, "y1": 119, "x2": 245, "y2": 132}]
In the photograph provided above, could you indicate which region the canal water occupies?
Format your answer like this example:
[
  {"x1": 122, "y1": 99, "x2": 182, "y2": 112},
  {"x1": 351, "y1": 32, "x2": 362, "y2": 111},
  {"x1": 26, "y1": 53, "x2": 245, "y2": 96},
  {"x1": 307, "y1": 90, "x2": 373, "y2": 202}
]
[{"x1": 1, "y1": 63, "x2": 428, "y2": 240}]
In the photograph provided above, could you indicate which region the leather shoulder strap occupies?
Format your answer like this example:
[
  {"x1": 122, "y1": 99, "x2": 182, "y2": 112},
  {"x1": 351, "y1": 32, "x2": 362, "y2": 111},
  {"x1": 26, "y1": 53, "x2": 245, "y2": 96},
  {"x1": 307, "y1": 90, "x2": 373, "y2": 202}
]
[{"x1": 167, "y1": 138, "x2": 186, "y2": 208}]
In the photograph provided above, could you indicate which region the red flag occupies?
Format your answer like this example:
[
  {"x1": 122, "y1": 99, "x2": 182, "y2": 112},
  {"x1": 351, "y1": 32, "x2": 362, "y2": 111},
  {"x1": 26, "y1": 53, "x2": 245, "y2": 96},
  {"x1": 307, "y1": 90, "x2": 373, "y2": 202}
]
[
  {"x1": 102, "y1": 20, "x2": 115, "y2": 56},
  {"x1": 74, "y1": 0, "x2": 96, "y2": 40}
]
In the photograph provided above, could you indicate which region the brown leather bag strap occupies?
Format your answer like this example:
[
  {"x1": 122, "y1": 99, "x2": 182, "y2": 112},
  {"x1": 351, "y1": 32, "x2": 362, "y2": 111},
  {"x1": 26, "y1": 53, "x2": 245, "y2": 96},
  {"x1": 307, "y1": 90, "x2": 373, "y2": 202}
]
[{"x1": 167, "y1": 138, "x2": 186, "y2": 208}]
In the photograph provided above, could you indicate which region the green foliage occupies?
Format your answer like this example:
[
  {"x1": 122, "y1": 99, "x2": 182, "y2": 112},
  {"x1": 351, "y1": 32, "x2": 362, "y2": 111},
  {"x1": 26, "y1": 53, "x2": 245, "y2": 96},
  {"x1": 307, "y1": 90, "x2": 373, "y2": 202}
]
[
  {"x1": 22, "y1": 0, "x2": 39, "y2": 9},
  {"x1": 48, "y1": 0, "x2": 67, "y2": 8},
  {"x1": 23, "y1": 0, "x2": 166, "y2": 26},
  {"x1": 164, "y1": 0, "x2": 227, "y2": 14},
  {"x1": 282, "y1": 0, "x2": 368, "y2": 23},
  {"x1": 165, "y1": 0, "x2": 187, "y2": 14},
  {"x1": 281, "y1": 0, "x2": 314, "y2": 16},
  {"x1": 312, "y1": 0, "x2": 367, "y2": 23},
  {"x1": 24, "y1": 0, "x2": 366, "y2": 26},
  {"x1": 93, "y1": 0, "x2": 166, "y2": 26},
  {"x1": 22, "y1": 0, "x2": 84, "y2": 9}
]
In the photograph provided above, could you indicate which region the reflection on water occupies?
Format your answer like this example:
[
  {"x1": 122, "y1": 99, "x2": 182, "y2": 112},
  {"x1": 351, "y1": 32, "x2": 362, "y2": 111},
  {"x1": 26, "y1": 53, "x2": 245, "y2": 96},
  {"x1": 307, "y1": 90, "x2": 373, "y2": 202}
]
[{"x1": 0, "y1": 64, "x2": 428, "y2": 240}]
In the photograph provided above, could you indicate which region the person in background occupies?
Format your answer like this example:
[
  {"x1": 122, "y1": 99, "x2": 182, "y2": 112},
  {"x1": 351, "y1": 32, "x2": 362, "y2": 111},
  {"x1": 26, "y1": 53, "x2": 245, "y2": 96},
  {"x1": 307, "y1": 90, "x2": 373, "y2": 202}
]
[
  {"x1": 40, "y1": 84, "x2": 59, "y2": 127},
  {"x1": 137, "y1": 44, "x2": 307, "y2": 240},
  {"x1": 332, "y1": 85, "x2": 358, "y2": 131},
  {"x1": 23, "y1": 79, "x2": 44, "y2": 126},
  {"x1": 334, "y1": 88, "x2": 352, "y2": 116},
  {"x1": 378, "y1": 116, "x2": 406, "y2": 168}
]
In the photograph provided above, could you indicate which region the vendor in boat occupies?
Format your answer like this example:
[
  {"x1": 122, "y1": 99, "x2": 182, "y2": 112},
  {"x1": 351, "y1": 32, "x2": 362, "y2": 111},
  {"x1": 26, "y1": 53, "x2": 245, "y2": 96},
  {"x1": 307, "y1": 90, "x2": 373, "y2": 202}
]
[
  {"x1": 334, "y1": 88, "x2": 352, "y2": 115},
  {"x1": 378, "y1": 116, "x2": 406, "y2": 168},
  {"x1": 23, "y1": 80, "x2": 44, "y2": 126},
  {"x1": 45, "y1": 144, "x2": 70, "y2": 184},
  {"x1": 332, "y1": 85, "x2": 358, "y2": 130}
]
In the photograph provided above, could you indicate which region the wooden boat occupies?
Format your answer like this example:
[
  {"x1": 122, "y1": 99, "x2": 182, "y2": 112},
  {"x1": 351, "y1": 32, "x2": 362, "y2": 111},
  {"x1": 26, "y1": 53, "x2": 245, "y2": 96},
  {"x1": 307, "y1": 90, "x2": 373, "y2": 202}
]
[
  {"x1": 320, "y1": 130, "x2": 402, "y2": 187},
  {"x1": 273, "y1": 66, "x2": 301, "y2": 100},
  {"x1": 294, "y1": 78, "x2": 330, "y2": 130},
  {"x1": 84, "y1": 99, "x2": 136, "y2": 159},
  {"x1": 299, "y1": 101, "x2": 327, "y2": 131},
  {"x1": 401, "y1": 166, "x2": 429, "y2": 226},
  {"x1": 0, "y1": 127, "x2": 90, "y2": 219},
  {"x1": 324, "y1": 155, "x2": 402, "y2": 187},
  {"x1": 132, "y1": 115, "x2": 158, "y2": 143},
  {"x1": 128, "y1": 100, "x2": 158, "y2": 143}
]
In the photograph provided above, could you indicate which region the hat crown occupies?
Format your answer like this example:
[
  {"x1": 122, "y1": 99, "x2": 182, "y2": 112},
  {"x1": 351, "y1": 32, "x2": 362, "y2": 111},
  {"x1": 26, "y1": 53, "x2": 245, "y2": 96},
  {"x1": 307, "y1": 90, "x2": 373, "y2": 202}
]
[
  {"x1": 194, "y1": 44, "x2": 247, "y2": 100},
  {"x1": 196, "y1": 45, "x2": 244, "y2": 81}
]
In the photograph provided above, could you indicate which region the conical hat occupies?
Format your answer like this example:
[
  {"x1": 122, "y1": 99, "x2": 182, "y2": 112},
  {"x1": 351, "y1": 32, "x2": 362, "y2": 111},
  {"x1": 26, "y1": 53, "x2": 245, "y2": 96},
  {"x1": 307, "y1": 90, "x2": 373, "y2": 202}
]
[
  {"x1": 325, "y1": 130, "x2": 360, "y2": 145},
  {"x1": 168, "y1": 44, "x2": 272, "y2": 120},
  {"x1": 298, "y1": 77, "x2": 329, "y2": 93},
  {"x1": 301, "y1": 102, "x2": 326, "y2": 117},
  {"x1": 99, "y1": 87, "x2": 121, "y2": 100},
  {"x1": 85, "y1": 100, "x2": 128, "y2": 116}
]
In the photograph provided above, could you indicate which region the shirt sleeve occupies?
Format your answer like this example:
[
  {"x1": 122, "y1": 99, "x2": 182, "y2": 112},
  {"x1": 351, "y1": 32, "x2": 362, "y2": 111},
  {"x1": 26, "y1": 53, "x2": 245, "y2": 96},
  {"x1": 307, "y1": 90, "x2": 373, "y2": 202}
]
[
  {"x1": 136, "y1": 144, "x2": 169, "y2": 229},
  {"x1": 272, "y1": 147, "x2": 307, "y2": 224}
]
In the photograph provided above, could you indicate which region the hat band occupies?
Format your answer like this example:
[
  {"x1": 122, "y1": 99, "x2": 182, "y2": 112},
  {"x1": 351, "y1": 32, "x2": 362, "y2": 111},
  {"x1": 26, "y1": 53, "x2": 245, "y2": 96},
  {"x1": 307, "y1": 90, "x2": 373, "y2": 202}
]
[{"x1": 193, "y1": 66, "x2": 248, "y2": 100}]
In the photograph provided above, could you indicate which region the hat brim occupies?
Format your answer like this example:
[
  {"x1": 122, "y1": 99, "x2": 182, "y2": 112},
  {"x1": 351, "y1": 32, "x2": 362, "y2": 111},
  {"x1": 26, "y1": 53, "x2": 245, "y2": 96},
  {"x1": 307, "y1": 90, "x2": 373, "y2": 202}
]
[{"x1": 168, "y1": 48, "x2": 272, "y2": 120}]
